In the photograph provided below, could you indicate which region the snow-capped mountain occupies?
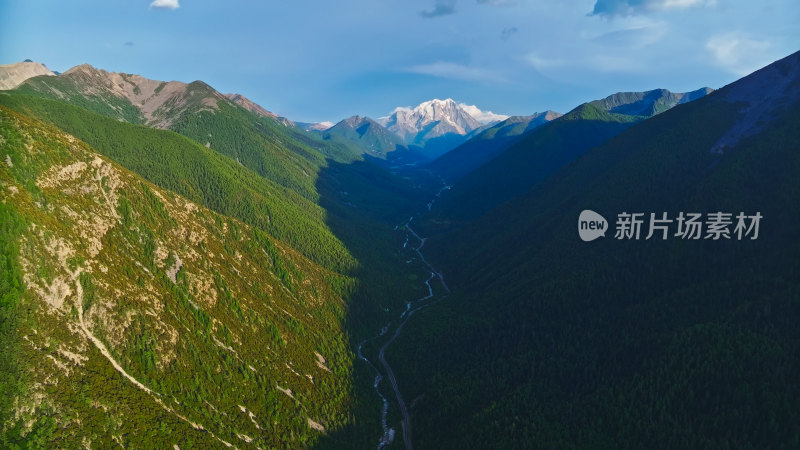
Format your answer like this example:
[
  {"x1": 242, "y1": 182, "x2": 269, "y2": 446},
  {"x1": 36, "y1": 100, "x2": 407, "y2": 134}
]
[{"x1": 377, "y1": 98, "x2": 508, "y2": 146}]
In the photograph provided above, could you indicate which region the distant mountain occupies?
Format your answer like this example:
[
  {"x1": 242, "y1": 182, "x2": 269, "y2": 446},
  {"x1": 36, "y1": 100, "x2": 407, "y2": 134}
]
[
  {"x1": 377, "y1": 98, "x2": 508, "y2": 159},
  {"x1": 470, "y1": 111, "x2": 562, "y2": 140},
  {"x1": 321, "y1": 115, "x2": 404, "y2": 158},
  {"x1": 398, "y1": 50, "x2": 800, "y2": 450},
  {"x1": 377, "y1": 98, "x2": 482, "y2": 142},
  {"x1": 11, "y1": 63, "x2": 363, "y2": 203},
  {"x1": 224, "y1": 93, "x2": 277, "y2": 118},
  {"x1": 7, "y1": 63, "x2": 421, "y2": 270},
  {"x1": 458, "y1": 102, "x2": 511, "y2": 124},
  {"x1": 429, "y1": 103, "x2": 640, "y2": 226},
  {"x1": 429, "y1": 87, "x2": 713, "y2": 227},
  {"x1": 296, "y1": 121, "x2": 335, "y2": 131},
  {"x1": 15, "y1": 63, "x2": 228, "y2": 126},
  {"x1": 428, "y1": 111, "x2": 562, "y2": 182},
  {"x1": 0, "y1": 61, "x2": 55, "y2": 90},
  {"x1": 590, "y1": 87, "x2": 714, "y2": 117}
]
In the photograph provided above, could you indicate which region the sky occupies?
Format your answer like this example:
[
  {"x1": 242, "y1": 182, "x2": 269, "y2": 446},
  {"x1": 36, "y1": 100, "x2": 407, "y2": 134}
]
[{"x1": 1, "y1": 0, "x2": 798, "y2": 123}]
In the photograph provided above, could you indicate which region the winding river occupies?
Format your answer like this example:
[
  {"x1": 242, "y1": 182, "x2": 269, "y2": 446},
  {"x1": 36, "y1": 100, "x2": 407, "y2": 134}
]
[{"x1": 358, "y1": 183, "x2": 451, "y2": 450}]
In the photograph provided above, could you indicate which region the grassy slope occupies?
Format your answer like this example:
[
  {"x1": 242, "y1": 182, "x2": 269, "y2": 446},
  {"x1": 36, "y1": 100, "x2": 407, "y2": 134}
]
[
  {"x1": 0, "y1": 91, "x2": 434, "y2": 448},
  {"x1": 12, "y1": 71, "x2": 365, "y2": 201},
  {"x1": 14, "y1": 75, "x2": 145, "y2": 125},
  {"x1": 389, "y1": 93, "x2": 800, "y2": 448},
  {"x1": 0, "y1": 93, "x2": 354, "y2": 272},
  {"x1": 0, "y1": 105, "x2": 358, "y2": 448}
]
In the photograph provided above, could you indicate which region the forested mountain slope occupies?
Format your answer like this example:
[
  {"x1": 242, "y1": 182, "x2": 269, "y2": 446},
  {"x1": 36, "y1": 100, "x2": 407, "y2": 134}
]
[
  {"x1": 0, "y1": 93, "x2": 354, "y2": 271},
  {"x1": 0, "y1": 106, "x2": 356, "y2": 448},
  {"x1": 12, "y1": 64, "x2": 364, "y2": 201},
  {"x1": 389, "y1": 51, "x2": 800, "y2": 449},
  {"x1": 1, "y1": 74, "x2": 432, "y2": 449},
  {"x1": 427, "y1": 111, "x2": 561, "y2": 183},
  {"x1": 428, "y1": 88, "x2": 712, "y2": 230},
  {"x1": 428, "y1": 103, "x2": 639, "y2": 227}
]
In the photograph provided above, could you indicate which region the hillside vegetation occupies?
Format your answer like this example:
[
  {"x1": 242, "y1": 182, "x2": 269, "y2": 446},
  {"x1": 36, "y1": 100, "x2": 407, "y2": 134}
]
[
  {"x1": 0, "y1": 106, "x2": 359, "y2": 448},
  {"x1": 390, "y1": 74, "x2": 800, "y2": 448}
]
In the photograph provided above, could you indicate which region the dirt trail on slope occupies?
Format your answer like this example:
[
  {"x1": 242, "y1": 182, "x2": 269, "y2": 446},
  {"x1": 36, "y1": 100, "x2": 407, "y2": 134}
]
[{"x1": 71, "y1": 268, "x2": 237, "y2": 448}]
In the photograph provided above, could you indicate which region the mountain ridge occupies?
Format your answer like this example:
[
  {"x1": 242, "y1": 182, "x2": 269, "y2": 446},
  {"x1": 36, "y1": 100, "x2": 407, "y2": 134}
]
[
  {"x1": 224, "y1": 93, "x2": 278, "y2": 118},
  {"x1": 427, "y1": 110, "x2": 562, "y2": 182},
  {"x1": 589, "y1": 87, "x2": 715, "y2": 117},
  {"x1": 17, "y1": 62, "x2": 226, "y2": 127},
  {"x1": 427, "y1": 86, "x2": 714, "y2": 227},
  {"x1": 320, "y1": 115, "x2": 405, "y2": 159},
  {"x1": 0, "y1": 61, "x2": 55, "y2": 90}
]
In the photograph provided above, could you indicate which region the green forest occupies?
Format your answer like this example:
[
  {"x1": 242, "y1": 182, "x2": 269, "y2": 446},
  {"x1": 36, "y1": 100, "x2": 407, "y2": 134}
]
[{"x1": 1, "y1": 50, "x2": 799, "y2": 450}]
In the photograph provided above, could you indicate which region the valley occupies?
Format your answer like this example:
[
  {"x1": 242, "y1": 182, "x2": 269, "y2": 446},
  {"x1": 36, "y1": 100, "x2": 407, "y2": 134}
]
[
  {"x1": 358, "y1": 188, "x2": 453, "y2": 450},
  {"x1": 1, "y1": 46, "x2": 799, "y2": 450}
]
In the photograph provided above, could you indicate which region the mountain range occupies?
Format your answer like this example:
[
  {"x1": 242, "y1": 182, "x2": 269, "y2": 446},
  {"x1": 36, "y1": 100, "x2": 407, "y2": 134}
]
[
  {"x1": 1, "y1": 50, "x2": 798, "y2": 449},
  {"x1": 426, "y1": 87, "x2": 713, "y2": 228},
  {"x1": 427, "y1": 110, "x2": 562, "y2": 182},
  {"x1": 3, "y1": 61, "x2": 515, "y2": 164},
  {"x1": 589, "y1": 87, "x2": 714, "y2": 116},
  {"x1": 393, "y1": 50, "x2": 800, "y2": 449}
]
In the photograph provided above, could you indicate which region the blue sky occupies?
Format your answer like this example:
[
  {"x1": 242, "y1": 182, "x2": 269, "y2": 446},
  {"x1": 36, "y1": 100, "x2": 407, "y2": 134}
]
[{"x1": 1, "y1": 0, "x2": 798, "y2": 122}]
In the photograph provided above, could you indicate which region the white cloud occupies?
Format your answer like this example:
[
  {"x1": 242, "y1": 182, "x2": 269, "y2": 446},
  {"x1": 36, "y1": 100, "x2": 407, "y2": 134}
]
[
  {"x1": 705, "y1": 33, "x2": 771, "y2": 76},
  {"x1": 591, "y1": 24, "x2": 667, "y2": 49},
  {"x1": 403, "y1": 61, "x2": 506, "y2": 83},
  {"x1": 522, "y1": 54, "x2": 567, "y2": 71},
  {"x1": 523, "y1": 51, "x2": 644, "y2": 76},
  {"x1": 150, "y1": 0, "x2": 179, "y2": 10}
]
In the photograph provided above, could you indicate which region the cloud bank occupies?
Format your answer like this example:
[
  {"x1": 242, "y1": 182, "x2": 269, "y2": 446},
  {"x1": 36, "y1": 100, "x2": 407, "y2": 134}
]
[
  {"x1": 706, "y1": 32, "x2": 772, "y2": 75},
  {"x1": 150, "y1": 0, "x2": 179, "y2": 10},
  {"x1": 404, "y1": 61, "x2": 506, "y2": 83}
]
